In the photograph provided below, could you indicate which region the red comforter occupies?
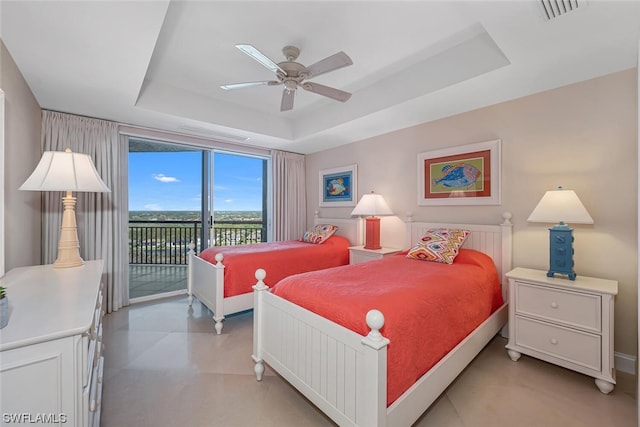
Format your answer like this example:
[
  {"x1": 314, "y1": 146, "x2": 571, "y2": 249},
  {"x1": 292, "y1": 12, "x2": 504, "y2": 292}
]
[
  {"x1": 198, "y1": 235, "x2": 350, "y2": 297},
  {"x1": 271, "y1": 248, "x2": 503, "y2": 405}
]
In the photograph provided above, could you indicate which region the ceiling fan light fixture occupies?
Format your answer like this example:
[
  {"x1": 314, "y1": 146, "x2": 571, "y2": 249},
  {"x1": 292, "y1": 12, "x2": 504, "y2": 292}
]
[
  {"x1": 223, "y1": 44, "x2": 353, "y2": 111},
  {"x1": 282, "y1": 45, "x2": 300, "y2": 61}
]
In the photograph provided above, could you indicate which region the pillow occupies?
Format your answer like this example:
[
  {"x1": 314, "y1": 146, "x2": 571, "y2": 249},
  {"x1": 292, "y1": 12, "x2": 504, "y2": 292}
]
[
  {"x1": 406, "y1": 228, "x2": 470, "y2": 264},
  {"x1": 301, "y1": 224, "x2": 339, "y2": 244}
]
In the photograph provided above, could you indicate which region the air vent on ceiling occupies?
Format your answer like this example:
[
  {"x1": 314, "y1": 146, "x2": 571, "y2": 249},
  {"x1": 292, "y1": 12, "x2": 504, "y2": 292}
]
[
  {"x1": 178, "y1": 125, "x2": 250, "y2": 142},
  {"x1": 539, "y1": 0, "x2": 585, "y2": 20}
]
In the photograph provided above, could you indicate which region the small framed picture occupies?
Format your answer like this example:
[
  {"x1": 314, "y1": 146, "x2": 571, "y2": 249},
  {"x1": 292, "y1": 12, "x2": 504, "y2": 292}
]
[
  {"x1": 319, "y1": 164, "x2": 357, "y2": 207},
  {"x1": 418, "y1": 139, "x2": 501, "y2": 206}
]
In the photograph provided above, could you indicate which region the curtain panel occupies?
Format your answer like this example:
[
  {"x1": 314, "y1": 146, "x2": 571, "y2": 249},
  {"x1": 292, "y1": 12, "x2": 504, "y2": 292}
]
[
  {"x1": 272, "y1": 150, "x2": 306, "y2": 240},
  {"x1": 41, "y1": 110, "x2": 128, "y2": 312}
]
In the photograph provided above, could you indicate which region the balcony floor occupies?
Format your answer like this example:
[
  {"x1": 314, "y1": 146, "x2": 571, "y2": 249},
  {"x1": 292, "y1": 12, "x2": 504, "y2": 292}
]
[{"x1": 129, "y1": 265, "x2": 187, "y2": 300}]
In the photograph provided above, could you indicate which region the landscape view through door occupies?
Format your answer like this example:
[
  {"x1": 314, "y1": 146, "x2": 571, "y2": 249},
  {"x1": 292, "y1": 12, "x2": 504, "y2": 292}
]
[{"x1": 128, "y1": 139, "x2": 268, "y2": 301}]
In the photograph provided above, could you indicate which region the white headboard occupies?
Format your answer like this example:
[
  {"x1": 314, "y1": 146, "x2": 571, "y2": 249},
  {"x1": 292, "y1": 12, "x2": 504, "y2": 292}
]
[
  {"x1": 314, "y1": 213, "x2": 363, "y2": 246},
  {"x1": 405, "y1": 212, "x2": 513, "y2": 289}
]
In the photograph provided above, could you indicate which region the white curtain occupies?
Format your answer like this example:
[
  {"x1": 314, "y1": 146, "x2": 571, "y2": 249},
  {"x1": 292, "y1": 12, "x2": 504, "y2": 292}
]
[
  {"x1": 272, "y1": 150, "x2": 306, "y2": 240},
  {"x1": 41, "y1": 110, "x2": 129, "y2": 312}
]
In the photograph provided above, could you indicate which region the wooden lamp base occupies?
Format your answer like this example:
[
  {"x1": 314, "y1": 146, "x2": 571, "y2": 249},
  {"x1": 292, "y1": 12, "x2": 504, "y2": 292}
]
[{"x1": 53, "y1": 192, "x2": 84, "y2": 268}]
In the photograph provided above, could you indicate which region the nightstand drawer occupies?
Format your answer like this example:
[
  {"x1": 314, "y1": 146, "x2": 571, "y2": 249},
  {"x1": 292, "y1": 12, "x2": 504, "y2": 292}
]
[
  {"x1": 515, "y1": 281, "x2": 601, "y2": 332},
  {"x1": 515, "y1": 316, "x2": 601, "y2": 371}
]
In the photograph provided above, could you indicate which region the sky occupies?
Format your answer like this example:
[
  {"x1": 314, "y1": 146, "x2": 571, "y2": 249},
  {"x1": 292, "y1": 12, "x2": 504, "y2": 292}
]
[{"x1": 128, "y1": 151, "x2": 264, "y2": 211}]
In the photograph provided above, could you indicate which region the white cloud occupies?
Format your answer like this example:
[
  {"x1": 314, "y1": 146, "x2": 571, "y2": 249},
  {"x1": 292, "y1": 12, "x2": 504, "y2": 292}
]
[
  {"x1": 225, "y1": 199, "x2": 233, "y2": 203},
  {"x1": 144, "y1": 203, "x2": 163, "y2": 211},
  {"x1": 152, "y1": 173, "x2": 180, "y2": 183}
]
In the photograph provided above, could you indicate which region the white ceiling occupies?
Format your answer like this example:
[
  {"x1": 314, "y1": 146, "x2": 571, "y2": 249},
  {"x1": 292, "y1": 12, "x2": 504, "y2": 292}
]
[{"x1": 1, "y1": 1, "x2": 639, "y2": 154}]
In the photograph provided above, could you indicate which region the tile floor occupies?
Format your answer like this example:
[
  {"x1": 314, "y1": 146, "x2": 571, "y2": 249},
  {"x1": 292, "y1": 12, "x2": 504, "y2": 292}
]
[{"x1": 102, "y1": 296, "x2": 637, "y2": 427}]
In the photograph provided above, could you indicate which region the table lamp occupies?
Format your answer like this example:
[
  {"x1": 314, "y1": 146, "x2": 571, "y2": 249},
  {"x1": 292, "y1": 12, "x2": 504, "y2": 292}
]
[
  {"x1": 527, "y1": 186, "x2": 593, "y2": 280},
  {"x1": 19, "y1": 149, "x2": 110, "y2": 268},
  {"x1": 350, "y1": 191, "x2": 393, "y2": 249}
]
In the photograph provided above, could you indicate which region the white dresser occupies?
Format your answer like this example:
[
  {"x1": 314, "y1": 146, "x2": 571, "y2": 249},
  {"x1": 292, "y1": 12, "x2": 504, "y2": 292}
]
[
  {"x1": 0, "y1": 260, "x2": 105, "y2": 426},
  {"x1": 505, "y1": 267, "x2": 617, "y2": 394}
]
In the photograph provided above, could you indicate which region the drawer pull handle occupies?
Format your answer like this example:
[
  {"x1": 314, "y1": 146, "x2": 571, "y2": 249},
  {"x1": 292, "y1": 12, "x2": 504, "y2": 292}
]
[
  {"x1": 550, "y1": 338, "x2": 558, "y2": 345},
  {"x1": 550, "y1": 302, "x2": 558, "y2": 309}
]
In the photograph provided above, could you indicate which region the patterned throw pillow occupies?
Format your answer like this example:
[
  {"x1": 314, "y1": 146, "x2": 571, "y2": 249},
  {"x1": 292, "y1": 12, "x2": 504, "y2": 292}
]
[
  {"x1": 301, "y1": 224, "x2": 339, "y2": 244},
  {"x1": 406, "y1": 228, "x2": 470, "y2": 264}
]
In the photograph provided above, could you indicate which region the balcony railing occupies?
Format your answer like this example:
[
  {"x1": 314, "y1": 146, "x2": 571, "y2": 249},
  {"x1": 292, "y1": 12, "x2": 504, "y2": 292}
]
[{"x1": 129, "y1": 220, "x2": 265, "y2": 265}]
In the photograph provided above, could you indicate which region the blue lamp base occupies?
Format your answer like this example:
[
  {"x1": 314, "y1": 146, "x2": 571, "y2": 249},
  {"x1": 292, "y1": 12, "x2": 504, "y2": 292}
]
[{"x1": 547, "y1": 222, "x2": 576, "y2": 280}]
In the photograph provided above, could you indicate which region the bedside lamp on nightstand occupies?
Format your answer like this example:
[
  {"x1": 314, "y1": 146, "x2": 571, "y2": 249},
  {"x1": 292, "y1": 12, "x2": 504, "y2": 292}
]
[
  {"x1": 527, "y1": 186, "x2": 593, "y2": 280},
  {"x1": 351, "y1": 191, "x2": 393, "y2": 250}
]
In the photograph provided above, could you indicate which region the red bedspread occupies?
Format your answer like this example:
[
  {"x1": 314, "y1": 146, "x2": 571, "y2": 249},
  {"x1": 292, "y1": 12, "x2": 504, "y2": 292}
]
[
  {"x1": 271, "y1": 248, "x2": 503, "y2": 405},
  {"x1": 198, "y1": 235, "x2": 350, "y2": 297}
]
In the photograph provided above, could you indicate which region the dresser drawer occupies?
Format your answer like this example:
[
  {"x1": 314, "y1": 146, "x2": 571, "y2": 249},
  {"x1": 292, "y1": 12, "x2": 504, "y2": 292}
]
[
  {"x1": 89, "y1": 357, "x2": 104, "y2": 427},
  {"x1": 515, "y1": 281, "x2": 601, "y2": 332},
  {"x1": 84, "y1": 355, "x2": 104, "y2": 427},
  {"x1": 83, "y1": 285, "x2": 104, "y2": 388},
  {"x1": 515, "y1": 316, "x2": 601, "y2": 371}
]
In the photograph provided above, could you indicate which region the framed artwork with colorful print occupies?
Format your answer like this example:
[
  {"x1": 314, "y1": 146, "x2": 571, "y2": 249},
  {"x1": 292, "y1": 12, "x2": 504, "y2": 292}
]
[
  {"x1": 319, "y1": 164, "x2": 357, "y2": 207},
  {"x1": 418, "y1": 139, "x2": 501, "y2": 206}
]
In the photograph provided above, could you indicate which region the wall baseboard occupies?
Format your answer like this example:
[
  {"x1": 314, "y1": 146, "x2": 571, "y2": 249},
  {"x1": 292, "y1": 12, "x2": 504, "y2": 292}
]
[{"x1": 615, "y1": 352, "x2": 636, "y2": 375}]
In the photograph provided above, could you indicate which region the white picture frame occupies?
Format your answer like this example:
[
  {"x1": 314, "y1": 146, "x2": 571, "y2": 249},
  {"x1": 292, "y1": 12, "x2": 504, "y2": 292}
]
[{"x1": 319, "y1": 164, "x2": 357, "y2": 207}]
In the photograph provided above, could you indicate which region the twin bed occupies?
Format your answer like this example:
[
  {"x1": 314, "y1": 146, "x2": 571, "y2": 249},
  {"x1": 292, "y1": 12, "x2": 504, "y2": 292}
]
[
  {"x1": 251, "y1": 214, "x2": 513, "y2": 426},
  {"x1": 187, "y1": 212, "x2": 513, "y2": 426},
  {"x1": 187, "y1": 215, "x2": 362, "y2": 333}
]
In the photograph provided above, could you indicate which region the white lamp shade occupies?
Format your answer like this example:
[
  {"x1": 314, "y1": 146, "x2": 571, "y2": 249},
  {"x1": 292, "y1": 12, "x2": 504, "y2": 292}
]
[
  {"x1": 527, "y1": 188, "x2": 593, "y2": 224},
  {"x1": 351, "y1": 192, "x2": 393, "y2": 217},
  {"x1": 20, "y1": 150, "x2": 110, "y2": 193}
]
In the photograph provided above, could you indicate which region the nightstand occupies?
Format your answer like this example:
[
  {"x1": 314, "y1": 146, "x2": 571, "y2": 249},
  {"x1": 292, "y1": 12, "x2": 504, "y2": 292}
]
[
  {"x1": 348, "y1": 246, "x2": 402, "y2": 265},
  {"x1": 505, "y1": 267, "x2": 618, "y2": 394}
]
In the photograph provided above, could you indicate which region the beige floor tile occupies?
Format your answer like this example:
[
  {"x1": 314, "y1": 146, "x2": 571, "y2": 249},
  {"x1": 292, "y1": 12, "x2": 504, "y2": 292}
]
[
  {"x1": 413, "y1": 395, "x2": 465, "y2": 427},
  {"x1": 102, "y1": 296, "x2": 637, "y2": 427}
]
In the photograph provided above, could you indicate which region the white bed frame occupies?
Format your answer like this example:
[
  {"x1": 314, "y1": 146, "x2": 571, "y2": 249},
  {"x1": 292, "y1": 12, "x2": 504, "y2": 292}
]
[
  {"x1": 251, "y1": 213, "x2": 513, "y2": 427},
  {"x1": 187, "y1": 215, "x2": 363, "y2": 334}
]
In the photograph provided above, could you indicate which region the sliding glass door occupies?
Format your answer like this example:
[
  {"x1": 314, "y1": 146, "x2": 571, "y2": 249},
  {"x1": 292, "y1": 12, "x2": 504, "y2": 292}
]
[
  {"x1": 127, "y1": 139, "x2": 269, "y2": 301},
  {"x1": 211, "y1": 152, "x2": 268, "y2": 247}
]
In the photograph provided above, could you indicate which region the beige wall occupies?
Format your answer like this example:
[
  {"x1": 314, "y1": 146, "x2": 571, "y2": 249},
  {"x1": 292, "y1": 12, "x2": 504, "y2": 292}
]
[
  {"x1": 0, "y1": 40, "x2": 42, "y2": 270},
  {"x1": 306, "y1": 69, "x2": 638, "y2": 357}
]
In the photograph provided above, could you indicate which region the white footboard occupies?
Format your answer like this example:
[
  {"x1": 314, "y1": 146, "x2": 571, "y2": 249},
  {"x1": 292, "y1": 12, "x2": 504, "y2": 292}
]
[
  {"x1": 252, "y1": 270, "x2": 508, "y2": 427},
  {"x1": 188, "y1": 244, "x2": 225, "y2": 334},
  {"x1": 252, "y1": 270, "x2": 389, "y2": 427}
]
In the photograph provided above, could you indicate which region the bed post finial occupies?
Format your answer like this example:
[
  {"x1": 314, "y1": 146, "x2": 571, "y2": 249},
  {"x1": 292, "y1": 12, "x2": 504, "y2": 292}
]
[
  {"x1": 502, "y1": 211, "x2": 513, "y2": 225},
  {"x1": 188, "y1": 241, "x2": 196, "y2": 255},
  {"x1": 253, "y1": 268, "x2": 269, "y2": 291},
  {"x1": 214, "y1": 253, "x2": 224, "y2": 266},
  {"x1": 406, "y1": 211, "x2": 414, "y2": 223},
  {"x1": 362, "y1": 309, "x2": 390, "y2": 350}
]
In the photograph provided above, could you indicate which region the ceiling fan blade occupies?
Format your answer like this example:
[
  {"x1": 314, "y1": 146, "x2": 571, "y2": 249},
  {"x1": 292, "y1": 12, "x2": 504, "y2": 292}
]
[
  {"x1": 302, "y1": 82, "x2": 351, "y2": 102},
  {"x1": 281, "y1": 89, "x2": 295, "y2": 111},
  {"x1": 220, "y1": 81, "x2": 280, "y2": 90},
  {"x1": 235, "y1": 44, "x2": 286, "y2": 74},
  {"x1": 305, "y1": 51, "x2": 353, "y2": 78}
]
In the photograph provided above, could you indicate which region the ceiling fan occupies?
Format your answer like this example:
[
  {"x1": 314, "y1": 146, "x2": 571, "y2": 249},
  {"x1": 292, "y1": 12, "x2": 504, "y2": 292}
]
[{"x1": 221, "y1": 44, "x2": 353, "y2": 112}]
